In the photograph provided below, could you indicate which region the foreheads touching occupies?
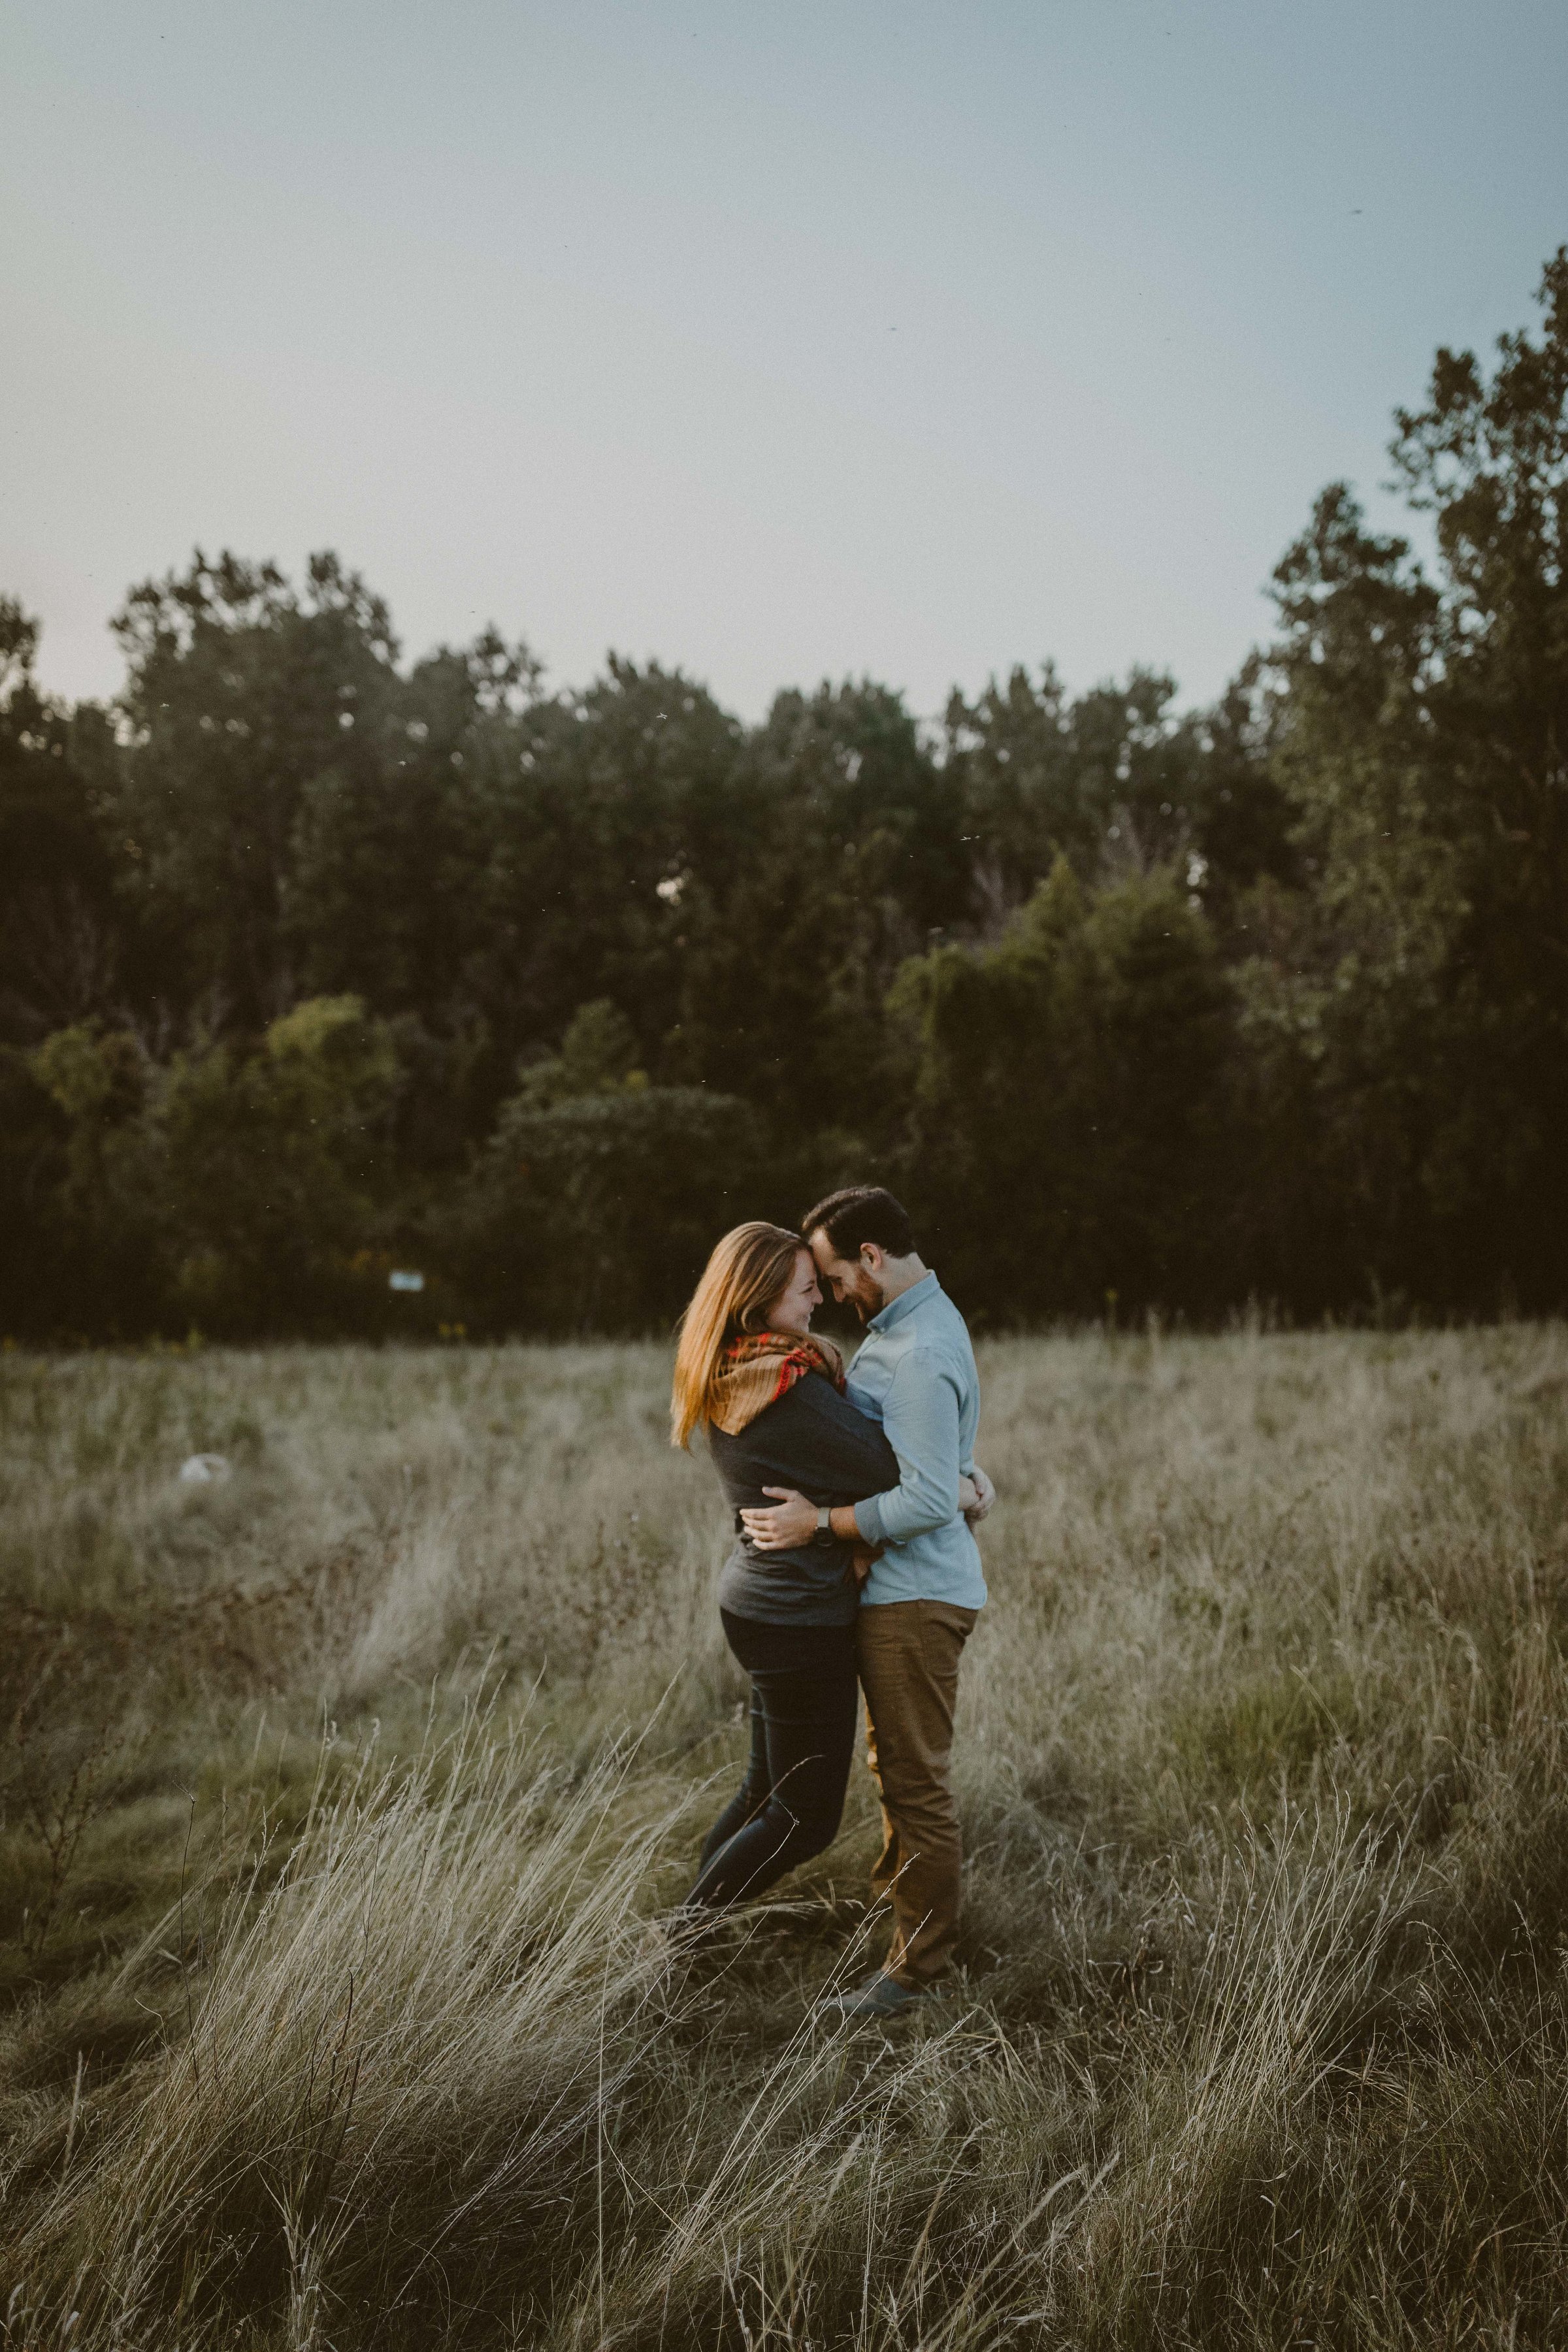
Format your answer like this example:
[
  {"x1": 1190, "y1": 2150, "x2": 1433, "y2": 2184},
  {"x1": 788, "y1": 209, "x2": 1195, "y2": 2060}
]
[
  {"x1": 800, "y1": 1185, "x2": 924, "y2": 1325},
  {"x1": 766, "y1": 1246, "x2": 821, "y2": 1338}
]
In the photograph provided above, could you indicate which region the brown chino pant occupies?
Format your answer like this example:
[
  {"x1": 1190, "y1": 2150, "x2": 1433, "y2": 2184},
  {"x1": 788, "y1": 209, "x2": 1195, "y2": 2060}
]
[{"x1": 856, "y1": 1598, "x2": 978, "y2": 1987}]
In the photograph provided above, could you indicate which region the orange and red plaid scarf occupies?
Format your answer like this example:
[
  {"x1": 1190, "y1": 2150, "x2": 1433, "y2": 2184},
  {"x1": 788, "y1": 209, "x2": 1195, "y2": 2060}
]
[{"x1": 707, "y1": 1330, "x2": 845, "y2": 1437}]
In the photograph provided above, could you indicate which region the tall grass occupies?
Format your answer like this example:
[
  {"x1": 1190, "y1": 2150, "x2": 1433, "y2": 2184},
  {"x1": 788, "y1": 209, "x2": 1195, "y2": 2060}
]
[{"x1": 3, "y1": 1324, "x2": 1568, "y2": 2345}]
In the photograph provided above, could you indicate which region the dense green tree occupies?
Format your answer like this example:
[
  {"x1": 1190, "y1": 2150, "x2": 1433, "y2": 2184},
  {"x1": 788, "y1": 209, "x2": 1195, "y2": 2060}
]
[
  {"x1": 467, "y1": 659, "x2": 749, "y2": 1080},
  {"x1": 24, "y1": 1022, "x2": 168, "y2": 1334},
  {"x1": 152, "y1": 996, "x2": 400, "y2": 1334},
  {"x1": 445, "y1": 1077, "x2": 765, "y2": 1334},
  {"x1": 14, "y1": 1000, "x2": 406, "y2": 1339},
  {"x1": 514, "y1": 998, "x2": 647, "y2": 1108},
  {"x1": 98, "y1": 553, "x2": 404, "y2": 1025},
  {"x1": 666, "y1": 679, "x2": 969, "y2": 1126},
  {"x1": 0, "y1": 600, "x2": 120, "y2": 1044},
  {"x1": 289, "y1": 630, "x2": 541, "y2": 1023},
  {"x1": 892, "y1": 858, "x2": 1231, "y2": 1320},
  {"x1": 0, "y1": 1047, "x2": 71, "y2": 1335},
  {"x1": 1241, "y1": 248, "x2": 1568, "y2": 1309},
  {"x1": 937, "y1": 661, "x2": 1292, "y2": 932},
  {"x1": 3, "y1": 251, "x2": 1565, "y2": 1336}
]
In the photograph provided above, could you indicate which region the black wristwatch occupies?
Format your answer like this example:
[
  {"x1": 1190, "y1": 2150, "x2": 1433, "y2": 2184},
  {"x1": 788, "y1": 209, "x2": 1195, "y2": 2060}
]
[{"x1": 812, "y1": 1504, "x2": 835, "y2": 1548}]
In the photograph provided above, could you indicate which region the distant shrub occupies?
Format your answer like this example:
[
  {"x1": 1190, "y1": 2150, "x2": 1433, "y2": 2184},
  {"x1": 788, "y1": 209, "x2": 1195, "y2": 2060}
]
[
  {"x1": 17, "y1": 996, "x2": 404, "y2": 1339},
  {"x1": 446, "y1": 1081, "x2": 764, "y2": 1333},
  {"x1": 158, "y1": 995, "x2": 400, "y2": 1335},
  {"x1": 20, "y1": 1024, "x2": 167, "y2": 1337},
  {"x1": 894, "y1": 858, "x2": 1232, "y2": 1319}
]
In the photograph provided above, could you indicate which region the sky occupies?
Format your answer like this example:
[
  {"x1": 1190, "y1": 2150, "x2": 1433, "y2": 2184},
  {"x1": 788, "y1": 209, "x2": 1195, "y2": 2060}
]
[{"x1": 3, "y1": 1, "x2": 1565, "y2": 723}]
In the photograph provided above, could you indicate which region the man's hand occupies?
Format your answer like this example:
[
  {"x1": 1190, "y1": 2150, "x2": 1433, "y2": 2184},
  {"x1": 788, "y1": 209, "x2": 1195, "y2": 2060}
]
[
  {"x1": 965, "y1": 1465, "x2": 996, "y2": 1524},
  {"x1": 740, "y1": 1486, "x2": 818, "y2": 1552}
]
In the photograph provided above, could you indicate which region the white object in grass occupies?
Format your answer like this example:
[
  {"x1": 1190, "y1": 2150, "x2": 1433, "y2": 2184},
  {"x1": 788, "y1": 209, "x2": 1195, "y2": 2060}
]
[{"x1": 179, "y1": 1453, "x2": 232, "y2": 1484}]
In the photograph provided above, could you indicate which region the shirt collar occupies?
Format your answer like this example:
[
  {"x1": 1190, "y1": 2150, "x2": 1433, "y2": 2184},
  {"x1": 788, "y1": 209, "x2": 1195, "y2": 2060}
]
[{"x1": 869, "y1": 1270, "x2": 939, "y2": 1334}]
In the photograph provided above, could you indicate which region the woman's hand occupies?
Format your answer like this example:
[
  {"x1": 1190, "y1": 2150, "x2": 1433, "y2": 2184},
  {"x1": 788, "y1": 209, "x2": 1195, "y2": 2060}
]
[
  {"x1": 964, "y1": 1465, "x2": 996, "y2": 1524},
  {"x1": 747, "y1": 1473, "x2": 994, "y2": 1551},
  {"x1": 740, "y1": 1487, "x2": 818, "y2": 1551}
]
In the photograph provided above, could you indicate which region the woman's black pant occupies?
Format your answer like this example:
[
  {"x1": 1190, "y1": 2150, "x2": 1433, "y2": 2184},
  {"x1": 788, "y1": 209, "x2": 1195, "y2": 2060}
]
[{"x1": 688, "y1": 1610, "x2": 859, "y2": 1908}]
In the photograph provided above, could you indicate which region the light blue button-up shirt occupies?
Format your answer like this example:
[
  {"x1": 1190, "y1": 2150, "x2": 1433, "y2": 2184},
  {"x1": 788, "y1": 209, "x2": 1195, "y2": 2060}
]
[{"x1": 847, "y1": 1272, "x2": 987, "y2": 1610}]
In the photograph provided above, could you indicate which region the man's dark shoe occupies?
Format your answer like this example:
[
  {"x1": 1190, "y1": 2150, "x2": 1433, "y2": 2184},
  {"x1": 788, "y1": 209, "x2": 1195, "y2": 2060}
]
[{"x1": 836, "y1": 1969, "x2": 930, "y2": 2023}]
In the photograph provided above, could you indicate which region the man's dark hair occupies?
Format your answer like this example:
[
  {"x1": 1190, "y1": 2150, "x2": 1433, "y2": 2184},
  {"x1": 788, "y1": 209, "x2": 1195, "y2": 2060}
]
[{"x1": 802, "y1": 1185, "x2": 917, "y2": 1262}]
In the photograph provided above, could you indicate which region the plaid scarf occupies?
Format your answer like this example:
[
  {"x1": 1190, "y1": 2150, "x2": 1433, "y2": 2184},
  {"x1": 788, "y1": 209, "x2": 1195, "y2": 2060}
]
[{"x1": 707, "y1": 1330, "x2": 845, "y2": 1437}]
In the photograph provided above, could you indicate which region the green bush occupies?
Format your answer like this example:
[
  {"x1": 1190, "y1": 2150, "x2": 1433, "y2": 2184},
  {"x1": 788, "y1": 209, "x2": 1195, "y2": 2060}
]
[
  {"x1": 22, "y1": 1026, "x2": 168, "y2": 1338},
  {"x1": 157, "y1": 996, "x2": 400, "y2": 1335},
  {"x1": 894, "y1": 857, "x2": 1232, "y2": 1319},
  {"x1": 18, "y1": 998, "x2": 402, "y2": 1339},
  {"x1": 446, "y1": 1081, "x2": 764, "y2": 1333}
]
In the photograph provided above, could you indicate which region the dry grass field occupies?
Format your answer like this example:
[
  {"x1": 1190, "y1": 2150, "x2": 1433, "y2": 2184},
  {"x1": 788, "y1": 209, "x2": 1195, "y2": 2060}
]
[{"x1": 3, "y1": 1324, "x2": 1568, "y2": 2349}]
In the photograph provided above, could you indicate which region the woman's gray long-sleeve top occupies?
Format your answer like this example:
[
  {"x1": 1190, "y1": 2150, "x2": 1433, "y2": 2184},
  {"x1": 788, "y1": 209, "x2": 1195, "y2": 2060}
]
[{"x1": 708, "y1": 1373, "x2": 900, "y2": 1628}]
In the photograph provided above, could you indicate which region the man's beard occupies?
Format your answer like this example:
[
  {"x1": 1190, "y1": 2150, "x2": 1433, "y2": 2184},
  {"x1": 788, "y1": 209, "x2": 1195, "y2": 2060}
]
[{"x1": 848, "y1": 1272, "x2": 885, "y2": 1324}]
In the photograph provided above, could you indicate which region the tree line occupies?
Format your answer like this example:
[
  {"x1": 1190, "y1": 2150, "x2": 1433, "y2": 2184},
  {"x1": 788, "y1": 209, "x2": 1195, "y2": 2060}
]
[{"x1": 3, "y1": 254, "x2": 1565, "y2": 1339}]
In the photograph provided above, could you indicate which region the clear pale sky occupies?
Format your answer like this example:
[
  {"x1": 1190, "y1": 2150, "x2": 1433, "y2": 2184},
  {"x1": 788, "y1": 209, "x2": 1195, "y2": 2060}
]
[{"x1": 3, "y1": 1, "x2": 1565, "y2": 720}]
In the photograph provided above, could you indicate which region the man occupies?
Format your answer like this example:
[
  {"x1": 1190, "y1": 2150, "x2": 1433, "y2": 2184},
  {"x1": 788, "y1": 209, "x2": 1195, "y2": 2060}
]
[{"x1": 742, "y1": 1184, "x2": 990, "y2": 2020}]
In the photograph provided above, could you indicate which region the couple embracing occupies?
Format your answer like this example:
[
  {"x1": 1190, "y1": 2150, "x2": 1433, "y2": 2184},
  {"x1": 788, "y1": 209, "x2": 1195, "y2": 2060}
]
[{"x1": 670, "y1": 1185, "x2": 993, "y2": 2022}]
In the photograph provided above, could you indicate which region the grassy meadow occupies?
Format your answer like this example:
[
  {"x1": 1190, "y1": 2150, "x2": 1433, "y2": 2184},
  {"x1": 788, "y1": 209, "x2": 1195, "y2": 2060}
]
[{"x1": 3, "y1": 1324, "x2": 1568, "y2": 2348}]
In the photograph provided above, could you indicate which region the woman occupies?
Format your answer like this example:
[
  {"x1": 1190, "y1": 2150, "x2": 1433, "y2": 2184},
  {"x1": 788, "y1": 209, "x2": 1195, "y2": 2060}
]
[{"x1": 670, "y1": 1221, "x2": 980, "y2": 1913}]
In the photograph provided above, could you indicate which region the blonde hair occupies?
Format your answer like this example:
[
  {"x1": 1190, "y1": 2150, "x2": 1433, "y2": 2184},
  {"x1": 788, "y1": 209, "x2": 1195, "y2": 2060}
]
[{"x1": 670, "y1": 1222, "x2": 807, "y2": 1449}]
